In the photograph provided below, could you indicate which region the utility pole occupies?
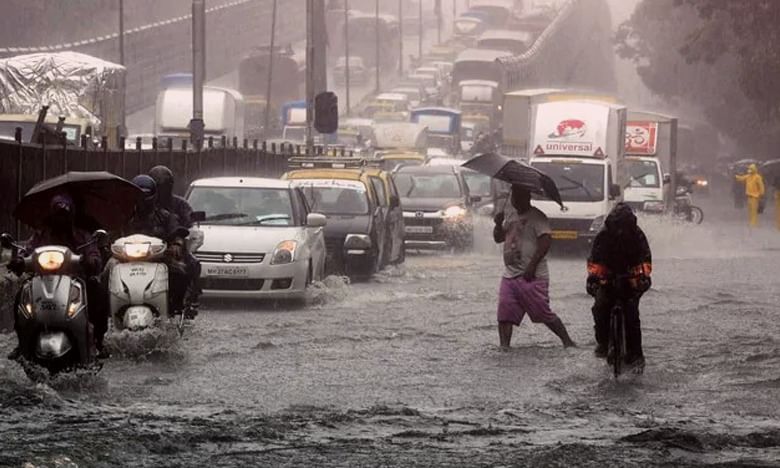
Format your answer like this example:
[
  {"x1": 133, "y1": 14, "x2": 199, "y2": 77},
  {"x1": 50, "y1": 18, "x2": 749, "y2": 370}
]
[
  {"x1": 344, "y1": 0, "x2": 351, "y2": 115},
  {"x1": 118, "y1": 0, "x2": 126, "y2": 140},
  {"x1": 398, "y1": 0, "x2": 403, "y2": 75},
  {"x1": 190, "y1": 0, "x2": 206, "y2": 147},
  {"x1": 436, "y1": 0, "x2": 441, "y2": 43},
  {"x1": 418, "y1": 0, "x2": 423, "y2": 61},
  {"x1": 305, "y1": 0, "x2": 314, "y2": 154},
  {"x1": 375, "y1": 0, "x2": 380, "y2": 93},
  {"x1": 263, "y1": 0, "x2": 278, "y2": 140}
]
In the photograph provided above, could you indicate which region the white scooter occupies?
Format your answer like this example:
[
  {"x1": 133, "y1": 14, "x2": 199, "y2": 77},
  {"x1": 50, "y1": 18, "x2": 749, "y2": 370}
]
[{"x1": 108, "y1": 234, "x2": 170, "y2": 332}]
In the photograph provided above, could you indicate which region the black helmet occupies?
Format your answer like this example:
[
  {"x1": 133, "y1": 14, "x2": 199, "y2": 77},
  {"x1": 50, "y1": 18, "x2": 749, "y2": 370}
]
[
  {"x1": 132, "y1": 174, "x2": 157, "y2": 204},
  {"x1": 148, "y1": 165, "x2": 174, "y2": 203}
]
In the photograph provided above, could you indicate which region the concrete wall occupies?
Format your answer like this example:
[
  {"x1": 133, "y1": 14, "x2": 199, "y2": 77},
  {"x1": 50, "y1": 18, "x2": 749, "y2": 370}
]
[{"x1": 0, "y1": 0, "x2": 306, "y2": 114}]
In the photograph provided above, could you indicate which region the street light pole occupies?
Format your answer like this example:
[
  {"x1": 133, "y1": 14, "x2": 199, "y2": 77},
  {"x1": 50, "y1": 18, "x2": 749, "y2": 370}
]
[
  {"x1": 375, "y1": 0, "x2": 380, "y2": 93},
  {"x1": 190, "y1": 0, "x2": 206, "y2": 147},
  {"x1": 118, "y1": 0, "x2": 126, "y2": 140},
  {"x1": 398, "y1": 0, "x2": 403, "y2": 76},
  {"x1": 344, "y1": 0, "x2": 351, "y2": 115},
  {"x1": 262, "y1": 0, "x2": 278, "y2": 140},
  {"x1": 418, "y1": 0, "x2": 423, "y2": 61},
  {"x1": 305, "y1": 0, "x2": 314, "y2": 154}
]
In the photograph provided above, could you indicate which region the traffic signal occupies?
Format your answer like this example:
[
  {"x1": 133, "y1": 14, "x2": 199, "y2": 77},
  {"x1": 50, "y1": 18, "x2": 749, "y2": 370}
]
[{"x1": 314, "y1": 91, "x2": 338, "y2": 134}]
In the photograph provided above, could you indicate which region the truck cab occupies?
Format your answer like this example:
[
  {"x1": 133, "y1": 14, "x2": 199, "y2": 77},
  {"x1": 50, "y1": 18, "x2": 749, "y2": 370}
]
[{"x1": 527, "y1": 100, "x2": 627, "y2": 245}]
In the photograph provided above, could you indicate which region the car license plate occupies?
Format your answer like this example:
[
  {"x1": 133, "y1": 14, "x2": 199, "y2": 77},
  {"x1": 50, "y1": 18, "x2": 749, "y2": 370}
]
[
  {"x1": 205, "y1": 265, "x2": 249, "y2": 277},
  {"x1": 405, "y1": 226, "x2": 433, "y2": 234},
  {"x1": 552, "y1": 230, "x2": 578, "y2": 240}
]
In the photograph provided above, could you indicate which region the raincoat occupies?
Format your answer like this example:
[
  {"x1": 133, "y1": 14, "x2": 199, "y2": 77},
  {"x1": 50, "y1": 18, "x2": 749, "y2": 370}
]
[
  {"x1": 735, "y1": 164, "x2": 765, "y2": 227},
  {"x1": 586, "y1": 203, "x2": 652, "y2": 361}
]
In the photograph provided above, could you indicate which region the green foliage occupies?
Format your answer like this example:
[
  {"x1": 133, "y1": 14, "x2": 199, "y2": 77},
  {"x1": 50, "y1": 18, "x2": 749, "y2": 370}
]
[{"x1": 617, "y1": 0, "x2": 780, "y2": 155}]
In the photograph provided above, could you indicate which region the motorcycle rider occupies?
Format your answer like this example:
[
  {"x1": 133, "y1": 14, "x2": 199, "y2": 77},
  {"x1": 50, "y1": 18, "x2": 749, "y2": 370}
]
[
  {"x1": 587, "y1": 203, "x2": 652, "y2": 370},
  {"x1": 148, "y1": 166, "x2": 201, "y2": 316},
  {"x1": 123, "y1": 175, "x2": 190, "y2": 316},
  {"x1": 8, "y1": 193, "x2": 106, "y2": 359}
]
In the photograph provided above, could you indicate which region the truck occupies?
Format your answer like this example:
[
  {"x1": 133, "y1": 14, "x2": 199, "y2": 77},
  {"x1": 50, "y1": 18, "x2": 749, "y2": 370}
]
[
  {"x1": 0, "y1": 52, "x2": 125, "y2": 146},
  {"x1": 409, "y1": 107, "x2": 461, "y2": 156},
  {"x1": 624, "y1": 111, "x2": 678, "y2": 213},
  {"x1": 154, "y1": 84, "x2": 245, "y2": 144},
  {"x1": 527, "y1": 99, "x2": 628, "y2": 245}
]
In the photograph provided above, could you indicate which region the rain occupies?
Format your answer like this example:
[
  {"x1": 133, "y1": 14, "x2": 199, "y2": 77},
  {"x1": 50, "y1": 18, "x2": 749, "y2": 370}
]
[{"x1": 0, "y1": 1, "x2": 779, "y2": 466}]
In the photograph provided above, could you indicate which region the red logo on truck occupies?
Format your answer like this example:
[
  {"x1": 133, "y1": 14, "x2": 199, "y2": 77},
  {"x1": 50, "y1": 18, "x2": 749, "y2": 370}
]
[{"x1": 549, "y1": 119, "x2": 587, "y2": 139}]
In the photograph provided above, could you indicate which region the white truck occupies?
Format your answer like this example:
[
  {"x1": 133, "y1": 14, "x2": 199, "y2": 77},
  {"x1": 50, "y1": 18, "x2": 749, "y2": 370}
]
[
  {"x1": 527, "y1": 99, "x2": 627, "y2": 245},
  {"x1": 154, "y1": 85, "x2": 246, "y2": 143},
  {"x1": 624, "y1": 111, "x2": 678, "y2": 214}
]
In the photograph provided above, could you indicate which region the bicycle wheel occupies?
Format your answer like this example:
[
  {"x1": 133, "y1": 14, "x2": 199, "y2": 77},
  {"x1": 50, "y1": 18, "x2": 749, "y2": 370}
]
[{"x1": 610, "y1": 307, "x2": 624, "y2": 378}]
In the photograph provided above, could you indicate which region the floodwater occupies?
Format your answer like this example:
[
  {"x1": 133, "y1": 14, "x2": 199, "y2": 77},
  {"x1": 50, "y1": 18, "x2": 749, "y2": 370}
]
[{"x1": 1, "y1": 195, "x2": 779, "y2": 467}]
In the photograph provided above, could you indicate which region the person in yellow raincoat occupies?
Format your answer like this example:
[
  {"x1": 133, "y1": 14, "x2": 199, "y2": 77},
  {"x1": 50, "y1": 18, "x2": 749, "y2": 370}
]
[
  {"x1": 735, "y1": 164, "x2": 765, "y2": 227},
  {"x1": 773, "y1": 176, "x2": 780, "y2": 230}
]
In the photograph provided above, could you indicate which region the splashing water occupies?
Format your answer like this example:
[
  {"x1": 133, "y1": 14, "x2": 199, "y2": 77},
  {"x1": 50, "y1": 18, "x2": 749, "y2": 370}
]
[{"x1": 104, "y1": 320, "x2": 183, "y2": 360}]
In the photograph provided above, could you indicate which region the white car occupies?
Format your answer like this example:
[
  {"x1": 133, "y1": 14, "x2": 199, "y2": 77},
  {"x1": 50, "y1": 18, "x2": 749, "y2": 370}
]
[{"x1": 186, "y1": 177, "x2": 327, "y2": 300}]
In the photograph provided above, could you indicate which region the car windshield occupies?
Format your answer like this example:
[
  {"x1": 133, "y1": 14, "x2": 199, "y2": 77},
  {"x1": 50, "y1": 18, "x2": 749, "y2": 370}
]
[
  {"x1": 463, "y1": 171, "x2": 492, "y2": 197},
  {"x1": 297, "y1": 180, "x2": 370, "y2": 215},
  {"x1": 188, "y1": 187, "x2": 294, "y2": 226},
  {"x1": 0, "y1": 121, "x2": 80, "y2": 143},
  {"x1": 530, "y1": 162, "x2": 605, "y2": 202},
  {"x1": 627, "y1": 159, "x2": 661, "y2": 188},
  {"x1": 395, "y1": 173, "x2": 463, "y2": 199}
]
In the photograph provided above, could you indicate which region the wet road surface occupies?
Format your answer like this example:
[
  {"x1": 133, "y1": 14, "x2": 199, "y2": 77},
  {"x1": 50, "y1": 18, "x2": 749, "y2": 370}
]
[{"x1": 1, "y1": 197, "x2": 780, "y2": 467}]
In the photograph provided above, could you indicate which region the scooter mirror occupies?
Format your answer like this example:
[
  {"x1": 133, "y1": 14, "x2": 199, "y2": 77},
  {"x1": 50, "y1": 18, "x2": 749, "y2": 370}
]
[
  {"x1": 0, "y1": 233, "x2": 15, "y2": 249},
  {"x1": 191, "y1": 211, "x2": 206, "y2": 223},
  {"x1": 93, "y1": 229, "x2": 108, "y2": 245}
]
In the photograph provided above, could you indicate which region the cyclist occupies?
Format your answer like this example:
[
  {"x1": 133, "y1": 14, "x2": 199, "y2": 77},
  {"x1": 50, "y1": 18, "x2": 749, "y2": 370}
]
[{"x1": 586, "y1": 203, "x2": 652, "y2": 369}]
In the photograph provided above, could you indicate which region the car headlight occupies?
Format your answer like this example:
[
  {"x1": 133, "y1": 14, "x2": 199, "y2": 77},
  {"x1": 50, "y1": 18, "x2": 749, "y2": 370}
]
[
  {"x1": 37, "y1": 250, "x2": 65, "y2": 271},
  {"x1": 443, "y1": 206, "x2": 467, "y2": 219},
  {"x1": 696, "y1": 179, "x2": 709, "y2": 187},
  {"x1": 271, "y1": 240, "x2": 298, "y2": 265},
  {"x1": 589, "y1": 215, "x2": 606, "y2": 233}
]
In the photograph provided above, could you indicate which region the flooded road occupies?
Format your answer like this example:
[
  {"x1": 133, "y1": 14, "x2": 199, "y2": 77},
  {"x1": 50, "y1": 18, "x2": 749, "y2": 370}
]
[{"x1": 2, "y1": 199, "x2": 779, "y2": 467}]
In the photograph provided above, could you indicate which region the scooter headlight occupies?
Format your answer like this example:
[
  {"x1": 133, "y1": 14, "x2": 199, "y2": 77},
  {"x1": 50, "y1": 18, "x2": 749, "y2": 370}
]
[
  {"x1": 37, "y1": 250, "x2": 65, "y2": 271},
  {"x1": 124, "y1": 242, "x2": 151, "y2": 259}
]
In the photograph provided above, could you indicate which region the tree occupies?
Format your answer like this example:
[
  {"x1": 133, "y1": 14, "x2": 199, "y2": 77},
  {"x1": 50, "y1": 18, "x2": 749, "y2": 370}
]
[{"x1": 617, "y1": 0, "x2": 780, "y2": 156}]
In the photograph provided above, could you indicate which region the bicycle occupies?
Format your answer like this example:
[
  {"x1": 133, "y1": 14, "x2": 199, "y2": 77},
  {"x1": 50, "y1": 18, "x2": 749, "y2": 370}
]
[{"x1": 606, "y1": 275, "x2": 644, "y2": 378}]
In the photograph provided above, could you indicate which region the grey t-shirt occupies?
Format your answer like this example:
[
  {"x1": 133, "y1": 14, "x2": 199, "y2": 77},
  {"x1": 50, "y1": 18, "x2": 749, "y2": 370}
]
[{"x1": 500, "y1": 206, "x2": 552, "y2": 280}]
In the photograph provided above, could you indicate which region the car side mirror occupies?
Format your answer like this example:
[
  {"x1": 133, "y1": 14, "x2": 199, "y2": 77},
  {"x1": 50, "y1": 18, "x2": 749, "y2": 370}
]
[
  {"x1": 609, "y1": 184, "x2": 621, "y2": 199},
  {"x1": 307, "y1": 213, "x2": 327, "y2": 227},
  {"x1": 191, "y1": 211, "x2": 206, "y2": 223},
  {"x1": 389, "y1": 195, "x2": 401, "y2": 208}
]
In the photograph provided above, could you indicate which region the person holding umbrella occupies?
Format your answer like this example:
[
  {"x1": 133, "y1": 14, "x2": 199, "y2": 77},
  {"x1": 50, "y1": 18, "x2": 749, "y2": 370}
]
[
  {"x1": 462, "y1": 152, "x2": 575, "y2": 350},
  {"x1": 492, "y1": 185, "x2": 576, "y2": 350}
]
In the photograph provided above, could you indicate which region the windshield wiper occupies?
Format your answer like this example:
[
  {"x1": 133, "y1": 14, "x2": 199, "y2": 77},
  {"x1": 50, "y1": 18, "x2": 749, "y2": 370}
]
[
  {"x1": 239, "y1": 214, "x2": 291, "y2": 226},
  {"x1": 559, "y1": 175, "x2": 596, "y2": 200},
  {"x1": 206, "y1": 213, "x2": 248, "y2": 221}
]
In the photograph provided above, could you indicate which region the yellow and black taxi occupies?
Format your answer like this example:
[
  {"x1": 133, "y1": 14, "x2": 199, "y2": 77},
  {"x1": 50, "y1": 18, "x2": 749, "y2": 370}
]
[
  {"x1": 283, "y1": 158, "x2": 398, "y2": 278},
  {"x1": 394, "y1": 164, "x2": 481, "y2": 251},
  {"x1": 374, "y1": 150, "x2": 426, "y2": 172}
]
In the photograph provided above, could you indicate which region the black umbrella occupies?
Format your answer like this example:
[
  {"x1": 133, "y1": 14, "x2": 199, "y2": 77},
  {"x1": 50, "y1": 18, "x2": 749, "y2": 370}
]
[
  {"x1": 761, "y1": 159, "x2": 780, "y2": 183},
  {"x1": 462, "y1": 152, "x2": 564, "y2": 208},
  {"x1": 14, "y1": 171, "x2": 143, "y2": 230}
]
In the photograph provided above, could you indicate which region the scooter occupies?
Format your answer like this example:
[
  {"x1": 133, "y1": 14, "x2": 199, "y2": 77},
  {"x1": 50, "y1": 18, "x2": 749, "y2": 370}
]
[
  {"x1": 108, "y1": 234, "x2": 171, "y2": 332},
  {"x1": 2, "y1": 230, "x2": 106, "y2": 375}
]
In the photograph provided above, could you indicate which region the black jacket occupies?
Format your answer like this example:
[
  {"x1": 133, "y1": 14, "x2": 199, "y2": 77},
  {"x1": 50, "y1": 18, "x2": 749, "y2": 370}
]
[{"x1": 588, "y1": 203, "x2": 652, "y2": 279}]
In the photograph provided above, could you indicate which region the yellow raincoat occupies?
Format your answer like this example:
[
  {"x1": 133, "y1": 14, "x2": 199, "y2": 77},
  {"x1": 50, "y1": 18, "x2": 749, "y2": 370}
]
[{"x1": 736, "y1": 164, "x2": 765, "y2": 227}]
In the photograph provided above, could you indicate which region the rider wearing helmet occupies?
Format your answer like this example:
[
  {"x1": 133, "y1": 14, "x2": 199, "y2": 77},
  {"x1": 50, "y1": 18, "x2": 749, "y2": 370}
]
[
  {"x1": 148, "y1": 166, "x2": 201, "y2": 316},
  {"x1": 586, "y1": 203, "x2": 652, "y2": 370},
  {"x1": 125, "y1": 175, "x2": 189, "y2": 315}
]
